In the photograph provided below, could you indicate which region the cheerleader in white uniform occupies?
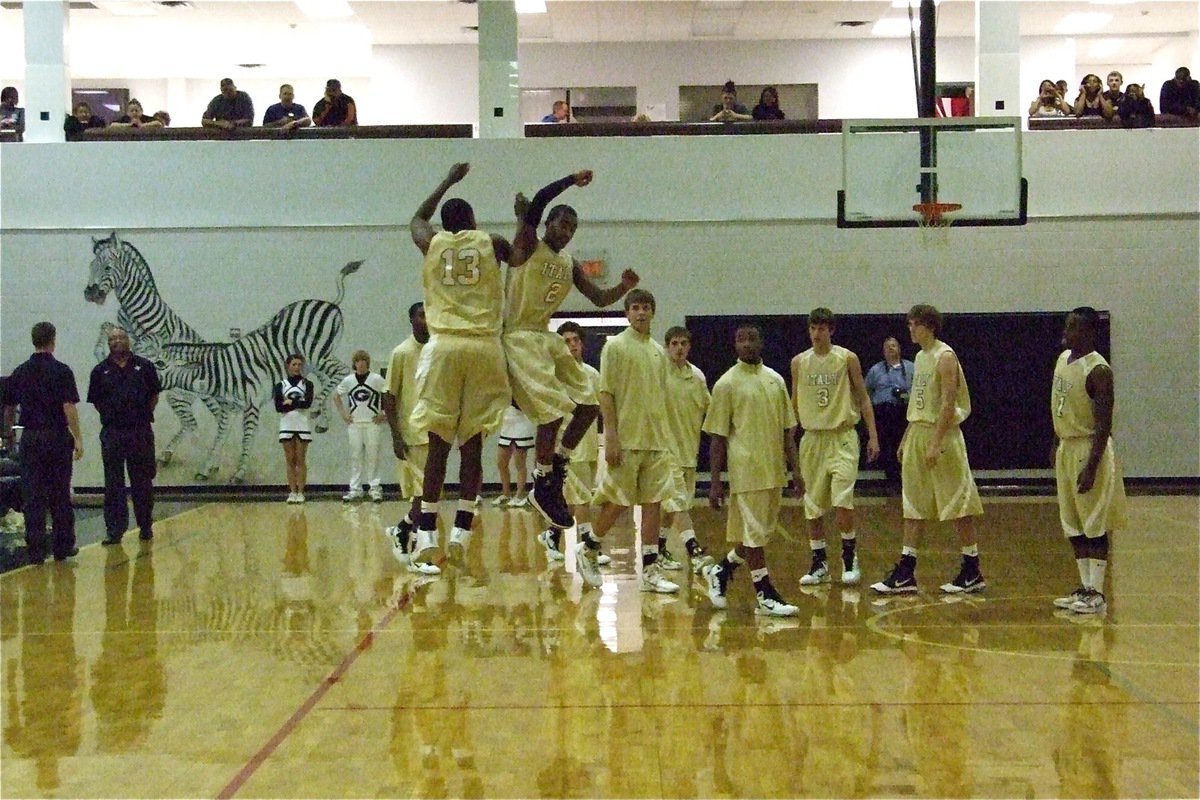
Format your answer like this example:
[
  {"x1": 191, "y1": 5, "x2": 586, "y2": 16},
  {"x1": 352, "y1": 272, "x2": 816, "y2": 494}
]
[{"x1": 276, "y1": 354, "x2": 315, "y2": 503}]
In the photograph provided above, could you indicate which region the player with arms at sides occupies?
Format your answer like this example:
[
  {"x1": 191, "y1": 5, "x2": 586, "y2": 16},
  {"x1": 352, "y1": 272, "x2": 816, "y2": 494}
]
[
  {"x1": 390, "y1": 163, "x2": 513, "y2": 570},
  {"x1": 1051, "y1": 307, "x2": 1126, "y2": 615},
  {"x1": 505, "y1": 169, "x2": 639, "y2": 538},
  {"x1": 872, "y1": 304, "x2": 985, "y2": 595},
  {"x1": 384, "y1": 301, "x2": 440, "y2": 575},
  {"x1": 660, "y1": 325, "x2": 712, "y2": 573},
  {"x1": 790, "y1": 307, "x2": 879, "y2": 587},
  {"x1": 701, "y1": 322, "x2": 800, "y2": 616},
  {"x1": 575, "y1": 289, "x2": 679, "y2": 594}
]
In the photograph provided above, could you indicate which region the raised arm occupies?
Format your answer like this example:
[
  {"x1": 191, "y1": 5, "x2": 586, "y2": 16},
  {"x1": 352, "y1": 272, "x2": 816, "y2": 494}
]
[
  {"x1": 573, "y1": 263, "x2": 639, "y2": 307},
  {"x1": 411, "y1": 162, "x2": 470, "y2": 255},
  {"x1": 510, "y1": 170, "x2": 593, "y2": 268}
]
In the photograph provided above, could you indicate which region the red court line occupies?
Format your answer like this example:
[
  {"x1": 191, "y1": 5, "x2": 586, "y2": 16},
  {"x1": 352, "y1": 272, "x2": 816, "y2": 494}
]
[
  {"x1": 313, "y1": 699, "x2": 1200, "y2": 712},
  {"x1": 216, "y1": 593, "x2": 411, "y2": 799}
]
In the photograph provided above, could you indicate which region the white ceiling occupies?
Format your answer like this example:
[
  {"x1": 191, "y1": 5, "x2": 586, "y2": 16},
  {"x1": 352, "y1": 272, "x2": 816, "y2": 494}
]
[{"x1": 0, "y1": 1, "x2": 1195, "y2": 77}]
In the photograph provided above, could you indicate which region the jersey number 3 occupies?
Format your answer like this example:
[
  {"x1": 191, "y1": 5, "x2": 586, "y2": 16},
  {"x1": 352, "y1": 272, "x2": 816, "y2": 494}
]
[{"x1": 441, "y1": 248, "x2": 481, "y2": 286}]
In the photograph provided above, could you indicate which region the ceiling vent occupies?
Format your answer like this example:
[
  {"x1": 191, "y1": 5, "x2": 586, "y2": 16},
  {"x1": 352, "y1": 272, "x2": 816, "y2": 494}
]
[
  {"x1": 837, "y1": 20, "x2": 870, "y2": 27},
  {"x1": 0, "y1": 1, "x2": 97, "y2": 8}
]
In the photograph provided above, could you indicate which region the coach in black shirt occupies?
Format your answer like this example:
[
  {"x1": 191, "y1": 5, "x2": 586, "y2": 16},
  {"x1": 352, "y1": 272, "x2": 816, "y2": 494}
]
[
  {"x1": 1, "y1": 322, "x2": 84, "y2": 563},
  {"x1": 87, "y1": 326, "x2": 161, "y2": 545}
]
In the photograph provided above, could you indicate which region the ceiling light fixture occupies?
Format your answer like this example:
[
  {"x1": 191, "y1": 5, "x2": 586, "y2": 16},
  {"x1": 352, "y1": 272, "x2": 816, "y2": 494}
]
[
  {"x1": 515, "y1": 0, "x2": 546, "y2": 13},
  {"x1": 872, "y1": 16, "x2": 919, "y2": 37},
  {"x1": 94, "y1": 1, "x2": 157, "y2": 16},
  {"x1": 294, "y1": 0, "x2": 352, "y2": 20},
  {"x1": 1054, "y1": 12, "x2": 1113, "y2": 34}
]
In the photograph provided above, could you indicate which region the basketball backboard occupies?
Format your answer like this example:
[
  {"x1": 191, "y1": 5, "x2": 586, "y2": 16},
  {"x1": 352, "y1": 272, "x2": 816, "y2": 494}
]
[{"x1": 837, "y1": 117, "x2": 1027, "y2": 228}]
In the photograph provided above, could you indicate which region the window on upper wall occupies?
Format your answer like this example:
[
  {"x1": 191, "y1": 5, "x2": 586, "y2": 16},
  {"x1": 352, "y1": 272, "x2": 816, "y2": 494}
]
[
  {"x1": 71, "y1": 88, "x2": 129, "y2": 124},
  {"x1": 520, "y1": 86, "x2": 637, "y2": 124},
  {"x1": 678, "y1": 83, "x2": 819, "y2": 123}
]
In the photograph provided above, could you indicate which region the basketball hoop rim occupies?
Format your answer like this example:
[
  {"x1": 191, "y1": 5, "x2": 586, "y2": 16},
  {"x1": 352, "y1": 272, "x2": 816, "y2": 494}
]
[{"x1": 913, "y1": 202, "x2": 963, "y2": 226}]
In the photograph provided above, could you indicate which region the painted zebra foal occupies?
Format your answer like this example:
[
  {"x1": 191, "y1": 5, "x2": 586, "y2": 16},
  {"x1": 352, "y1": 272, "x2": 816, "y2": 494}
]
[{"x1": 164, "y1": 261, "x2": 364, "y2": 482}]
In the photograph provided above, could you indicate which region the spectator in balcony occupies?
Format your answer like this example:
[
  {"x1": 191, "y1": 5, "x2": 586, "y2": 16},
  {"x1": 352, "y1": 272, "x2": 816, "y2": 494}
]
[
  {"x1": 1115, "y1": 83, "x2": 1155, "y2": 128},
  {"x1": 313, "y1": 79, "x2": 357, "y2": 127},
  {"x1": 1, "y1": 86, "x2": 25, "y2": 138},
  {"x1": 710, "y1": 80, "x2": 752, "y2": 122},
  {"x1": 64, "y1": 101, "x2": 106, "y2": 140},
  {"x1": 1029, "y1": 80, "x2": 1071, "y2": 117},
  {"x1": 201, "y1": 78, "x2": 254, "y2": 130},
  {"x1": 752, "y1": 86, "x2": 785, "y2": 121},
  {"x1": 541, "y1": 100, "x2": 570, "y2": 123},
  {"x1": 152, "y1": 110, "x2": 171, "y2": 127},
  {"x1": 263, "y1": 84, "x2": 311, "y2": 130},
  {"x1": 1072, "y1": 74, "x2": 1114, "y2": 120},
  {"x1": 1159, "y1": 67, "x2": 1200, "y2": 119},
  {"x1": 111, "y1": 98, "x2": 163, "y2": 129},
  {"x1": 1102, "y1": 71, "x2": 1124, "y2": 108}
]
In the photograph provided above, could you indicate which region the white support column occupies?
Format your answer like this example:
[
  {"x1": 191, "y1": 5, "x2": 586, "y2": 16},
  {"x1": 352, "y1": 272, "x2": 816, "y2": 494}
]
[
  {"x1": 24, "y1": 0, "x2": 70, "y2": 143},
  {"x1": 477, "y1": 0, "x2": 520, "y2": 139},
  {"x1": 975, "y1": 0, "x2": 1020, "y2": 117}
]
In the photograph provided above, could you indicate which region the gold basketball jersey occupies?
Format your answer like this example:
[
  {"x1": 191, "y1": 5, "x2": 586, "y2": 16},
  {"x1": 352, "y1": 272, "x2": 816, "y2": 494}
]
[
  {"x1": 907, "y1": 340, "x2": 971, "y2": 425},
  {"x1": 504, "y1": 241, "x2": 573, "y2": 333},
  {"x1": 793, "y1": 345, "x2": 859, "y2": 430},
  {"x1": 1052, "y1": 350, "x2": 1110, "y2": 438},
  {"x1": 422, "y1": 230, "x2": 503, "y2": 336}
]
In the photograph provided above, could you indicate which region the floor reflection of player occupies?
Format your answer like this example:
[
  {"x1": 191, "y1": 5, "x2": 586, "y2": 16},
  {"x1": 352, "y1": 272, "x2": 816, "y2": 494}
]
[
  {"x1": 795, "y1": 608, "x2": 876, "y2": 797},
  {"x1": 902, "y1": 628, "x2": 977, "y2": 797},
  {"x1": 4, "y1": 567, "x2": 81, "y2": 793},
  {"x1": 1054, "y1": 624, "x2": 1126, "y2": 797},
  {"x1": 723, "y1": 652, "x2": 804, "y2": 796},
  {"x1": 653, "y1": 603, "x2": 718, "y2": 798},
  {"x1": 388, "y1": 581, "x2": 484, "y2": 798},
  {"x1": 92, "y1": 545, "x2": 165, "y2": 752}
]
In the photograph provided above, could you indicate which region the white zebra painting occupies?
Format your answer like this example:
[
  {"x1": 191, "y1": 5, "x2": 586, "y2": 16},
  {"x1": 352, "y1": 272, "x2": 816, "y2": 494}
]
[{"x1": 84, "y1": 232, "x2": 363, "y2": 483}]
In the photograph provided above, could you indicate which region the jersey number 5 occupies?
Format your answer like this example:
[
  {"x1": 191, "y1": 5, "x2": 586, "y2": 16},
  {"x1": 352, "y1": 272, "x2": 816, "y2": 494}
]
[{"x1": 441, "y1": 248, "x2": 481, "y2": 286}]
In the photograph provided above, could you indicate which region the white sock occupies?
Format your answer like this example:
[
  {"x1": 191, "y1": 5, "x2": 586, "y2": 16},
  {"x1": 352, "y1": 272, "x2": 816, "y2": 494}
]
[
  {"x1": 680, "y1": 529, "x2": 697, "y2": 544},
  {"x1": 901, "y1": 545, "x2": 918, "y2": 557},
  {"x1": 1088, "y1": 558, "x2": 1107, "y2": 591},
  {"x1": 962, "y1": 544, "x2": 979, "y2": 557},
  {"x1": 1076, "y1": 558, "x2": 1090, "y2": 587}
]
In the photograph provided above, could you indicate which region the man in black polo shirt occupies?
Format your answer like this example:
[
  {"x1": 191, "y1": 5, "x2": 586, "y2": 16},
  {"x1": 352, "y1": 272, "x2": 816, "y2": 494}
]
[
  {"x1": 313, "y1": 78, "x2": 357, "y2": 127},
  {"x1": 87, "y1": 326, "x2": 161, "y2": 545},
  {"x1": 1, "y1": 321, "x2": 84, "y2": 563}
]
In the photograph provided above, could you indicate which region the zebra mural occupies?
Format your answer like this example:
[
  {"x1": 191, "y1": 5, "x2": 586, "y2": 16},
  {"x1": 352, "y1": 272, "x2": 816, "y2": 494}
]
[
  {"x1": 161, "y1": 274, "x2": 361, "y2": 482},
  {"x1": 84, "y1": 232, "x2": 363, "y2": 482}
]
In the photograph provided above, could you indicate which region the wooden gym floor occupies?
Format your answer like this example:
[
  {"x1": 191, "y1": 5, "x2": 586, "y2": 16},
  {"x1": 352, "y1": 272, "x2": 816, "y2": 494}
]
[{"x1": 0, "y1": 494, "x2": 1196, "y2": 798}]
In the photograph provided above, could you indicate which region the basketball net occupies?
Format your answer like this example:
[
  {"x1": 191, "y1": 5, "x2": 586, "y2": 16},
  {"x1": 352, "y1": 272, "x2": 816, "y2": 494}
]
[{"x1": 913, "y1": 202, "x2": 961, "y2": 247}]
